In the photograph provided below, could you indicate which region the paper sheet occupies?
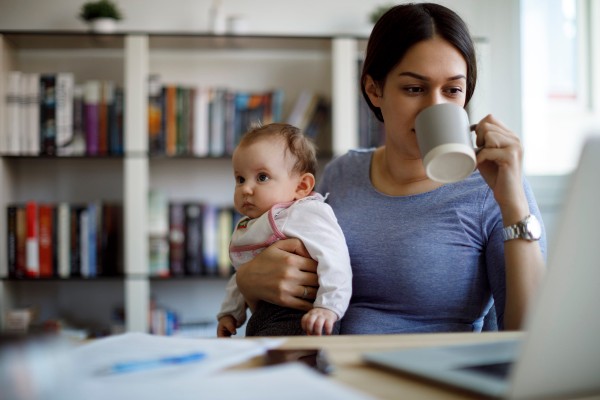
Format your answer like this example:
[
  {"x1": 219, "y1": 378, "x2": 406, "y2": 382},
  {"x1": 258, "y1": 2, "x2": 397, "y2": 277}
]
[{"x1": 63, "y1": 332, "x2": 375, "y2": 400}]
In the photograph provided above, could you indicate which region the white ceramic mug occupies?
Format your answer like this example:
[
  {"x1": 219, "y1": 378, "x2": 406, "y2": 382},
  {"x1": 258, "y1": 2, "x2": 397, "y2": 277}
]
[{"x1": 415, "y1": 103, "x2": 476, "y2": 183}]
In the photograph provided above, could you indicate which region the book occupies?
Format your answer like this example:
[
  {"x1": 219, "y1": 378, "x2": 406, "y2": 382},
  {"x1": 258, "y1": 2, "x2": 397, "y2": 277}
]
[
  {"x1": 6, "y1": 205, "x2": 18, "y2": 277},
  {"x1": 58, "y1": 84, "x2": 86, "y2": 156},
  {"x1": 25, "y1": 73, "x2": 41, "y2": 155},
  {"x1": 287, "y1": 90, "x2": 319, "y2": 131},
  {"x1": 168, "y1": 203, "x2": 186, "y2": 276},
  {"x1": 100, "y1": 81, "x2": 116, "y2": 156},
  {"x1": 148, "y1": 75, "x2": 164, "y2": 154},
  {"x1": 70, "y1": 205, "x2": 85, "y2": 277},
  {"x1": 39, "y1": 74, "x2": 57, "y2": 155},
  {"x1": 84, "y1": 80, "x2": 101, "y2": 156},
  {"x1": 217, "y1": 207, "x2": 233, "y2": 278},
  {"x1": 87, "y1": 202, "x2": 98, "y2": 277},
  {"x1": 176, "y1": 87, "x2": 188, "y2": 155},
  {"x1": 209, "y1": 88, "x2": 226, "y2": 157},
  {"x1": 192, "y1": 86, "x2": 210, "y2": 157},
  {"x1": 148, "y1": 190, "x2": 169, "y2": 236},
  {"x1": 202, "y1": 203, "x2": 218, "y2": 276},
  {"x1": 184, "y1": 202, "x2": 203, "y2": 275},
  {"x1": 5, "y1": 71, "x2": 22, "y2": 154},
  {"x1": 38, "y1": 203, "x2": 55, "y2": 277},
  {"x1": 149, "y1": 236, "x2": 169, "y2": 278},
  {"x1": 55, "y1": 72, "x2": 75, "y2": 155},
  {"x1": 110, "y1": 87, "x2": 124, "y2": 155},
  {"x1": 15, "y1": 205, "x2": 27, "y2": 278},
  {"x1": 80, "y1": 207, "x2": 89, "y2": 277},
  {"x1": 100, "y1": 203, "x2": 122, "y2": 276},
  {"x1": 165, "y1": 85, "x2": 177, "y2": 156},
  {"x1": 57, "y1": 202, "x2": 71, "y2": 278},
  {"x1": 25, "y1": 201, "x2": 39, "y2": 277}
]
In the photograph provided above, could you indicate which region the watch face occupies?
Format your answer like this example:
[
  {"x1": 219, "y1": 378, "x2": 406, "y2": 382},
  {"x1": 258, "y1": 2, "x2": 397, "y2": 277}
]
[{"x1": 527, "y1": 215, "x2": 542, "y2": 240}]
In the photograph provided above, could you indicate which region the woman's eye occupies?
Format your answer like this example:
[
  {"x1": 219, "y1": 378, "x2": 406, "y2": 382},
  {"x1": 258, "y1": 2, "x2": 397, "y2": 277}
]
[
  {"x1": 257, "y1": 174, "x2": 270, "y2": 182},
  {"x1": 445, "y1": 87, "x2": 464, "y2": 95},
  {"x1": 404, "y1": 86, "x2": 424, "y2": 94}
]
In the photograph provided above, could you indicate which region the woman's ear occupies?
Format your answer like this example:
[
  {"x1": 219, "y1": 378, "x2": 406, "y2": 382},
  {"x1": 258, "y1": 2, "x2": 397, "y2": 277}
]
[
  {"x1": 364, "y1": 75, "x2": 382, "y2": 107},
  {"x1": 295, "y1": 173, "x2": 316, "y2": 198}
]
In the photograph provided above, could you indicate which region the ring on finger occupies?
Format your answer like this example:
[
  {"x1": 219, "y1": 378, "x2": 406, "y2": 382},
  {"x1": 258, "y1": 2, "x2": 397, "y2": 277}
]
[{"x1": 302, "y1": 286, "x2": 308, "y2": 299}]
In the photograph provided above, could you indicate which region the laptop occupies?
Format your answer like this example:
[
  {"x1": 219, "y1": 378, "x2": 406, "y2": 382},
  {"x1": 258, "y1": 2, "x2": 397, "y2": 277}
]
[{"x1": 363, "y1": 136, "x2": 600, "y2": 399}]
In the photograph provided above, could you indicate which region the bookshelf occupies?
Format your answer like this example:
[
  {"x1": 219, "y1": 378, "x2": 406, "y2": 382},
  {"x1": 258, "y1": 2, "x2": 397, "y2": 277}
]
[{"x1": 0, "y1": 31, "x2": 364, "y2": 334}]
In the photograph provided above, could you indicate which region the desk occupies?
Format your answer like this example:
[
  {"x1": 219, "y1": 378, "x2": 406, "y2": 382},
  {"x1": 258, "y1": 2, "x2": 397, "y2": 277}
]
[{"x1": 239, "y1": 332, "x2": 600, "y2": 400}]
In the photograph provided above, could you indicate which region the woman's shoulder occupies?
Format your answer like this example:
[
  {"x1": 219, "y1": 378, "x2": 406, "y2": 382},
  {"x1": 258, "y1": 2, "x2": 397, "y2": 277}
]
[{"x1": 323, "y1": 148, "x2": 374, "y2": 176}]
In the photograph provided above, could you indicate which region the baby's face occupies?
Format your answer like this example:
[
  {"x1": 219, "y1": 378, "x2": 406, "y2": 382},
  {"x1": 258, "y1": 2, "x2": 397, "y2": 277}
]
[{"x1": 232, "y1": 138, "x2": 301, "y2": 218}]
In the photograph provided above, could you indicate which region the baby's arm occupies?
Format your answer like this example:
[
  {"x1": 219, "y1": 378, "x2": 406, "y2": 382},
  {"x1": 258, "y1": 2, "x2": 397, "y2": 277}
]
[
  {"x1": 281, "y1": 199, "x2": 353, "y2": 319},
  {"x1": 301, "y1": 307, "x2": 338, "y2": 336},
  {"x1": 217, "y1": 315, "x2": 238, "y2": 337},
  {"x1": 216, "y1": 274, "x2": 247, "y2": 336}
]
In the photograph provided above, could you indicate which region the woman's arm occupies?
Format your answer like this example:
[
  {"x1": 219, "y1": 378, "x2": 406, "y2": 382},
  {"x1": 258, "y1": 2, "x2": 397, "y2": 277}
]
[
  {"x1": 474, "y1": 114, "x2": 546, "y2": 330},
  {"x1": 235, "y1": 238, "x2": 319, "y2": 312}
]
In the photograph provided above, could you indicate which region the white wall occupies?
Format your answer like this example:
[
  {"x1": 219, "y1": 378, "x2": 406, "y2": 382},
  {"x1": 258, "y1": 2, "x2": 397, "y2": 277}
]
[{"x1": 0, "y1": 0, "x2": 522, "y2": 133}]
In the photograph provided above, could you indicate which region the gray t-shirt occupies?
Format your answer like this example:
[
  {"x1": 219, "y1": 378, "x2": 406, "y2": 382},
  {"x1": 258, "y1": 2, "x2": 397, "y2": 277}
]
[{"x1": 317, "y1": 149, "x2": 547, "y2": 334}]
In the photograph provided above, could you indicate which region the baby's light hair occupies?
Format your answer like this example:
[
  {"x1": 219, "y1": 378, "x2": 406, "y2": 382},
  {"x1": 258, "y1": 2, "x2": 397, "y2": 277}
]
[{"x1": 237, "y1": 123, "x2": 318, "y2": 177}]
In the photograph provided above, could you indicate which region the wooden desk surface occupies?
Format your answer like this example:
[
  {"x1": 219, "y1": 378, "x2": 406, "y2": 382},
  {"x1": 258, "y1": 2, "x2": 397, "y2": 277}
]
[{"x1": 240, "y1": 332, "x2": 599, "y2": 400}]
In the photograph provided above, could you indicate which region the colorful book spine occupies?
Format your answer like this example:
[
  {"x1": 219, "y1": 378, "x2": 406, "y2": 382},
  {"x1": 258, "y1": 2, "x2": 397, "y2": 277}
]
[
  {"x1": 202, "y1": 203, "x2": 218, "y2": 276},
  {"x1": 55, "y1": 72, "x2": 74, "y2": 154},
  {"x1": 168, "y1": 203, "x2": 185, "y2": 276},
  {"x1": 25, "y1": 73, "x2": 41, "y2": 155},
  {"x1": 6, "y1": 205, "x2": 18, "y2": 277},
  {"x1": 165, "y1": 85, "x2": 177, "y2": 156},
  {"x1": 57, "y1": 202, "x2": 71, "y2": 278},
  {"x1": 148, "y1": 75, "x2": 164, "y2": 154},
  {"x1": 38, "y1": 204, "x2": 54, "y2": 277},
  {"x1": 84, "y1": 80, "x2": 101, "y2": 156},
  {"x1": 25, "y1": 201, "x2": 39, "y2": 277},
  {"x1": 98, "y1": 81, "x2": 114, "y2": 156},
  {"x1": 110, "y1": 87, "x2": 124, "y2": 155},
  {"x1": 184, "y1": 203, "x2": 203, "y2": 275},
  {"x1": 4, "y1": 71, "x2": 22, "y2": 154},
  {"x1": 40, "y1": 74, "x2": 57, "y2": 155}
]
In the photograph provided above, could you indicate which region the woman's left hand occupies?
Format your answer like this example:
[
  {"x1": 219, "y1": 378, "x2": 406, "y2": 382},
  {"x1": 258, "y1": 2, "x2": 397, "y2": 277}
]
[{"x1": 473, "y1": 114, "x2": 529, "y2": 220}]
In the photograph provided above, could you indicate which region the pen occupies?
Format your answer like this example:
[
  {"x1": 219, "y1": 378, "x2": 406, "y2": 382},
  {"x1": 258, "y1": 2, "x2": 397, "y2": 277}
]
[{"x1": 104, "y1": 351, "x2": 207, "y2": 375}]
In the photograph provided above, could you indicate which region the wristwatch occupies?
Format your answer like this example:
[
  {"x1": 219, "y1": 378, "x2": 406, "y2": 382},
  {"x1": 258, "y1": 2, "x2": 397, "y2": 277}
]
[{"x1": 502, "y1": 214, "x2": 542, "y2": 242}]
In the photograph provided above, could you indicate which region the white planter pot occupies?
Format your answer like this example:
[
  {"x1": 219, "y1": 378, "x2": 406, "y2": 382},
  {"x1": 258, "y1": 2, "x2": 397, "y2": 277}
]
[{"x1": 89, "y1": 18, "x2": 118, "y2": 33}]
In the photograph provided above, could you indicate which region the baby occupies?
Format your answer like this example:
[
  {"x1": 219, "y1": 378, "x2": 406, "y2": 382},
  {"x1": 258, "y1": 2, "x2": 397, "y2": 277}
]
[{"x1": 216, "y1": 123, "x2": 352, "y2": 336}]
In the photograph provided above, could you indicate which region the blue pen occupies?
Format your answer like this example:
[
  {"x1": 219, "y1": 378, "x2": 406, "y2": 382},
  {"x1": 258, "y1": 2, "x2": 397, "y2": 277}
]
[{"x1": 104, "y1": 351, "x2": 207, "y2": 375}]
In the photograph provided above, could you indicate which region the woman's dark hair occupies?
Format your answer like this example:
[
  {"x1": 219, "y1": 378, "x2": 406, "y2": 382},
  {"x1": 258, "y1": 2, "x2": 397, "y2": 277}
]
[{"x1": 361, "y1": 3, "x2": 477, "y2": 122}]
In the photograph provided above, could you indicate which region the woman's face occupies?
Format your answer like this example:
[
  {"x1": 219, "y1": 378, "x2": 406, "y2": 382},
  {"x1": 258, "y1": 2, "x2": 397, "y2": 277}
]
[{"x1": 366, "y1": 35, "x2": 468, "y2": 159}]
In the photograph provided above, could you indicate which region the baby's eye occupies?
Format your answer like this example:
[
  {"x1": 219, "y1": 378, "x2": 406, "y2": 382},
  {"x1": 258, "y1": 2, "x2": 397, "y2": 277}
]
[
  {"x1": 236, "y1": 176, "x2": 245, "y2": 184},
  {"x1": 257, "y1": 173, "x2": 270, "y2": 182}
]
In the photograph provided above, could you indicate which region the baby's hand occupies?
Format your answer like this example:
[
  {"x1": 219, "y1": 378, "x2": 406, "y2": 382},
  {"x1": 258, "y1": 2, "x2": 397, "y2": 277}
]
[
  {"x1": 217, "y1": 315, "x2": 238, "y2": 337},
  {"x1": 301, "y1": 307, "x2": 338, "y2": 336}
]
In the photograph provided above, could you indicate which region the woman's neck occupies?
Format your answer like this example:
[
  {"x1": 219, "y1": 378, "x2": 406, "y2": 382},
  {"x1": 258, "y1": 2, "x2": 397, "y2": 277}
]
[{"x1": 370, "y1": 146, "x2": 443, "y2": 196}]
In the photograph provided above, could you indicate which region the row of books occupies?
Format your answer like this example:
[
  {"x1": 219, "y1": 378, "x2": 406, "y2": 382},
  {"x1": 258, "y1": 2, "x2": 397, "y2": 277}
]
[
  {"x1": 2, "y1": 71, "x2": 125, "y2": 156},
  {"x1": 148, "y1": 75, "x2": 284, "y2": 157},
  {"x1": 147, "y1": 76, "x2": 332, "y2": 157},
  {"x1": 148, "y1": 191, "x2": 238, "y2": 278},
  {"x1": 5, "y1": 201, "x2": 123, "y2": 279}
]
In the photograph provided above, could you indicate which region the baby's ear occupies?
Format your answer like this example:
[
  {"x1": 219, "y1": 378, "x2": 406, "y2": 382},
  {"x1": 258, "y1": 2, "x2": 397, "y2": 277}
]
[{"x1": 295, "y1": 173, "x2": 315, "y2": 198}]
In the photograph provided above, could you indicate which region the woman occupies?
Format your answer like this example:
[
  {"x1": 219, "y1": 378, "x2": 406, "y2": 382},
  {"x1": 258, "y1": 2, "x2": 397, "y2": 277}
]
[{"x1": 236, "y1": 3, "x2": 546, "y2": 334}]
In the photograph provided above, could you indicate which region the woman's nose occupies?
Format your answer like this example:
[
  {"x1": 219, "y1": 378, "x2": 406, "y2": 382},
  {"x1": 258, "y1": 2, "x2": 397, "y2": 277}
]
[{"x1": 424, "y1": 92, "x2": 447, "y2": 108}]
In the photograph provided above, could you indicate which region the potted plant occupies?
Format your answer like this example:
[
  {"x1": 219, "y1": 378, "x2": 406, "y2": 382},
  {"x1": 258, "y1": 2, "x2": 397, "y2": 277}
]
[{"x1": 79, "y1": 0, "x2": 123, "y2": 33}]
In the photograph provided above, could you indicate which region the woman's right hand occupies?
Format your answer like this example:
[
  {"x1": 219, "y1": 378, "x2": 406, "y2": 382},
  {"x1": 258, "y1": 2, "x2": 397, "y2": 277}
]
[{"x1": 235, "y1": 238, "x2": 319, "y2": 312}]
